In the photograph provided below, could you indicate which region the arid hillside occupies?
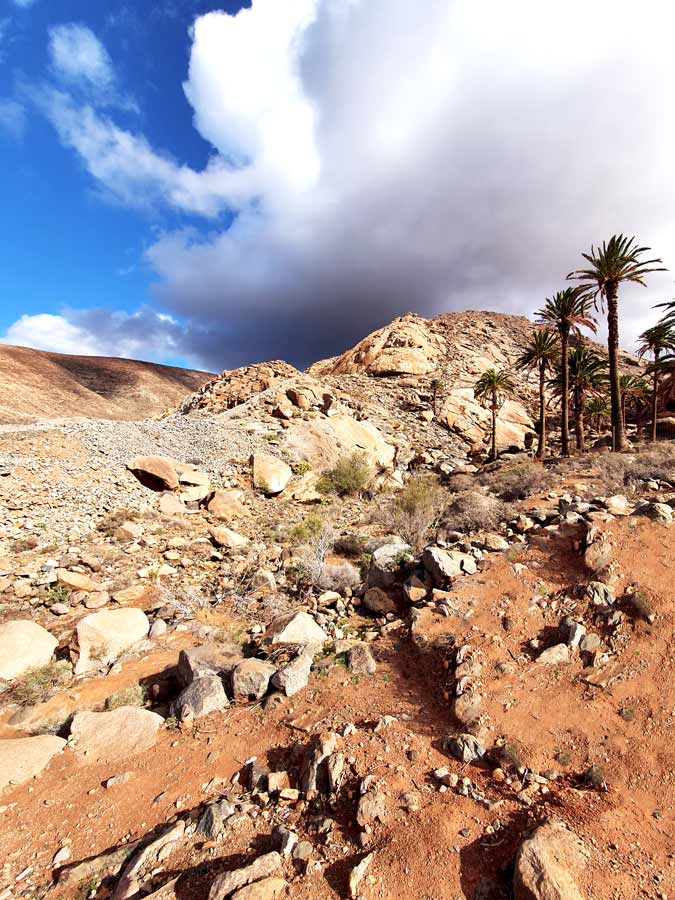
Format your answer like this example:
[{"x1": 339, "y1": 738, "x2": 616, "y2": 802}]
[{"x1": 0, "y1": 344, "x2": 213, "y2": 424}]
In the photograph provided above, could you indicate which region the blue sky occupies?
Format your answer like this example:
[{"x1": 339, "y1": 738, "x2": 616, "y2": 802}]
[
  {"x1": 1, "y1": 0, "x2": 674, "y2": 371},
  {"x1": 1, "y1": 0, "x2": 248, "y2": 369}
]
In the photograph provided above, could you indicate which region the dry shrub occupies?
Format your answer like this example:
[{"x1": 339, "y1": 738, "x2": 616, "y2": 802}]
[
  {"x1": 442, "y1": 490, "x2": 514, "y2": 535},
  {"x1": 317, "y1": 560, "x2": 361, "y2": 592},
  {"x1": 444, "y1": 473, "x2": 476, "y2": 493},
  {"x1": 388, "y1": 475, "x2": 445, "y2": 550},
  {"x1": 97, "y1": 507, "x2": 141, "y2": 537},
  {"x1": 317, "y1": 451, "x2": 373, "y2": 496},
  {"x1": 105, "y1": 684, "x2": 146, "y2": 709},
  {"x1": 11, "y1": 660, "x2": 72, "y2": 707},
  {"x1": 480, "y1": 461, "x2": 554, "y2": 501},
  {"x1": 333, "y1": 534, "x2": 368, "y2": 557},
  {"x1": 588, "y1": 442, "x2": 675, "y2": 493}
]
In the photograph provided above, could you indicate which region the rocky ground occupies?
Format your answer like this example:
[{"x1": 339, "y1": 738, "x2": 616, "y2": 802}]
[{"x1": 0, "y1": 311, "x2": 674, "y2": 900}]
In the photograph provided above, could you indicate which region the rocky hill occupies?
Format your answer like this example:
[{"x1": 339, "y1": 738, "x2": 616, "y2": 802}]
[{"x1": 0, "y1": 344, "x2": 213, "y2": 424}]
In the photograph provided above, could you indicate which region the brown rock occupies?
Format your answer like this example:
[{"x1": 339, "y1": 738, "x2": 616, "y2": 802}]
[
  {"x1": 208, "y1": 489, "x2": 246, "y2": 521},
  {"x1": 70, "y1": 707, "x2": 164, "y2": 764},
  {"x1": 209, "y1": 852, "x2": 282, "y2": 900},
  {"x1": 56, "y1": 569, "x2": 96, "y2": 592},
  {"x1": 0, "y1": 735, "x2": 66, "y2": 792},
  {"x1": 128, "y1": 456, "x2": 179, "y2": 491},
  {"x1": 514, "y1": 820, "x2": 587, "y2": 900}
]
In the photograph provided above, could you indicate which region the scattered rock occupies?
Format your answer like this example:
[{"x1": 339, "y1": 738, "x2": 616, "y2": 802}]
[
  {"x1": 362, "y1": 587, "x2": 396, "y2": 615},
  {"x1": 209, "y1": 852, "x2": 282, "y2": 900},
  {"x1": 536, "y1": 644, "x2": 570, "y2": 666},
  {"x1": 267, "y1": 612, "x2": 329, "y2": 647},
  {"x1": 513, "y1": 819, "x2": 587, "y2": 900},
  {"x1": 445, "y1": 733, "x2": 486, "y2": 764},
  {"x1": 172, "y1": 675, "x2": 229, "y2": 720},
  {"x1": 253, "y1": 454, "x2": 292, "y2": 495},
  {"x1": 232, "y1": 659, "x2": 277, "y2": 701},
  {"x1": 347, "y1": 643, "x2": 377, "y2": 675},
  {"x1": 349, "y1": 853, "x2": 375, "y2": 898},
  {"x1": 271, "y1": 652, "x2": 312, "y2": 696}
]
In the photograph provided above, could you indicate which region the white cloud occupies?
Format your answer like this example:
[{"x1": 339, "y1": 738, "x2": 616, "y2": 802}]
[
  {"x1": 49, "y1": 24, "x2": 114, "y2": 90},
  {"x1": 12, "y1": 0, "x2": 38, "y2": 8},
  {"x1": 0, "y1": 309, "x2": 194, "y2": 365},
  {"x1": 0, "y1": 99, "x2": 26, "y2": 140},
  {"x1": 32, "y1": 0, "x2": 675, "y2": 369}
]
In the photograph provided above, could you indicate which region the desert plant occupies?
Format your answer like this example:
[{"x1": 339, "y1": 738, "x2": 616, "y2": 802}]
[
  {"x1": 638, "y1": 321, "x2": 675, "y2": 442},
  {"x1": 619, "y1": 374, "x2": 649, "y2": 435},
  {"x1": 288, "y1": 513, "x2": 325, "y2": 546},
  {"x1": 442, "y1": 490, "x2": 514, "y2": 534},
  {"x1": 105, "y1": 684, "x2": 147, "y2": 709},
  {"x1": 317, "y1": 451, "x2": 373, "y2": 496},
  {"x1": 316, "y1": 560, "x2": 361, "y2": 592},
  {"x1": 550, "y1": 347, "x2": 608, "y2": 452},
  {"x1": 568, "y1": 235, "x2": 666, "y2": 451},
  {"x1": 97, "y1": 507, "x2": 141, "y2": 537},
  {"x1": 536, "y1": 288, "x2": 597, "y2": 457},
  {"x1": 388, "y1": 475, "x2": 445, "y2": 549},
  {"x1": 480, "y1": 461, "x2": 554, "y2": 501},
  {"x1": 10, "y1": 660, "x2": 72, "y2": 707},
  {"x1": 586, "y1": 395, "x2": 610, "y2": 434},
  {"x1": 473, "y1": 368, "x2": 516, "y2": 461},
  {"x1": 515, "y1": 328, "x2": 560, "y2": 459}
]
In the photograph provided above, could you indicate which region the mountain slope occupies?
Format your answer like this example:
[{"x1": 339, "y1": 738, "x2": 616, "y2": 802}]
[{"x1": 0, "y1": 344, "x2": 213, "y2": 424}]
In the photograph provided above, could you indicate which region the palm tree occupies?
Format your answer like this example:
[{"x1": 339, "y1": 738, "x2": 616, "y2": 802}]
[
  {"x1": 536, "y1": 288, "x2": 597, "y2": 457},
  {"x1": 637, "y1": 321, "x2": 675, "y2": 441},
  {"x1": 586, "y1": 395, "x2": 610, "y2": 434},
  {"x1": 473, "y1": 368, "x2": 516, "y2": 462},
  {"x1": 619, "y1": 374, "x2": 650, "y2": 435},
  {"x1": 551, "y1": 348, "x2": 607, "y2": 452},
  {"x1": 515, "y1": 328, "x2": 559, "y2": 460},
  {"x1": 568, "y1": 235, "x2": 666, "y2": 452}
]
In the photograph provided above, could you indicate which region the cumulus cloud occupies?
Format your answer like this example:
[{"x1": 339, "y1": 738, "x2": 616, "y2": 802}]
[
  {"x1": 0, "y1": 309, "x2": 199, "y2": 366},
  {"x1": 30, "y1": 0, "x2": 675, "y2": 369},
  {"x1": 12, "y1": 0, "x2": 38, "y2": 7}
]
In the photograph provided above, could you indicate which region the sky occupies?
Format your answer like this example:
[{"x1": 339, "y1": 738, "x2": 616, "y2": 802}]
[{"x1": 1, "y1": 0, "x2": 675, "y2": 373}]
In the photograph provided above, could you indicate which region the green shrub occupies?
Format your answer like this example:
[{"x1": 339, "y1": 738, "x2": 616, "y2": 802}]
[
  {"x1": 288, "y1": 513, "x2": 325, "y2": 546},
  {"x1": 317, "y1": 451, "x2": 373, "y2": 496}
]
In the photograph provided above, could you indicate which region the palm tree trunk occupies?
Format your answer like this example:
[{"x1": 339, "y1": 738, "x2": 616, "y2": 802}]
[
  {"x1": 650, "y1": 350, "x2": 660, "y2": 442},
  {"x1": 577, "y1": 390, "x2": 586, "y2": 453},
  {"x1": 606, "y1": 284, "x2": 626, "y2": 451},
  {"x1": 491, "y1": 394, "x2": 497, "y2": 461},
  {"x1": 560, "y1": 327, "x2": 570, "y2": 457},
  {"x1": 573, "y1": 387, "x2": 582, "y2": 451},
  {"x1": 537, "y1": 361, "x2": 546, "y2": 459},
  {"x1": 636, "y1": 402, "x2": 644, "y2": 441}
]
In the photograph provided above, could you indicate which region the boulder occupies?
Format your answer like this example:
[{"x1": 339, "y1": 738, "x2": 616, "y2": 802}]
[
  {"x1": 403, "y1": 574, "x2": 428, "y2": 602},
  {"x1": 271, "y1": 653, "x2": 312, "y2": 696},
  {"x1": 283, "y1": 414, "x2": 396, "y2": 472},
  {"x1": 367, "y1": 542, "x2": 412, "y2": 589},
  {"x1": 267, "y1": 612, "x2": 328, "y2": 647},
  {"x1": 584, "y1": 539, "x2": 612, "y2": 575},
  {"x1": 232, "y1": 659, "x2": 277, "y2": 701},
  {"x1": 441, "y1": 389, "x2": 534, "y2": 451},
  {"x1": 536, "y1": 644, "x2": 570, "y2": 666},
  {"x1": 158, "y1": 494, "x2": 190, "y2": 516},
  {"x1": 363, "y1": 587, "x2": 396, "y2": 615},
  {"x1": 57, "y1": 569, "x2": 96, "y2": 592},
  {"x1": 423, "y1": 546, "x2": 476, "y2": 582},
  {"x1": 208, "y1": 489, "x2": 246, "y2": 521},
  {"x1": 231, "y1": 879, "x2": 287, "y2": 900},
  {"x1": 70, "y1": 707, "x2": 164, "y2": 764},
  {"x1": 253, "y1": 454, "x2": 292, "y2": 495},
  {"x1": 348, "y1": 643, "x2": 377, "y2": 675},
  {"x1": 209, "y1": 852, "x2": 282, "y2": 900},
  {"x1": 128, "y1": 456, "x2": 179, "y2": 491},
  {"x1": 177, "y1": 644, "x2": 243, "y2": 686},
  {"x1": 75, "y1": 608, "x2": 150, "y2": 674},
  {"x1": 0, "y1": 620, "x2": 58, "y2": 681},
  {"x1": 209, "y1": 526, "x2": 249, "y2": 549},
  {"x1": 0, "y1": 735, "x2": 66, "y2": 792},
  {"x1": 445, "y1": 733, "x2": 486, "y2": 764},
  {"x1": 514, "y1": 820, "x2": 587, "y2": 900},
  {"x1": 172, "y1": 676, "x2": 229, "y2": 720}
]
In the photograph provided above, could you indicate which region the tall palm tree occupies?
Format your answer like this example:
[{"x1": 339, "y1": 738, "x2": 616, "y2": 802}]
[
  {"x1": 515, "y1": 328, "x2": 559, "y2": 460},
  {"x1": 586, "y1": 395, "x2": 610, "y2": 434},
  {"x1": 551, "y1": 348, "x2": 608, "y2": 452},
  {"x1": 474, "y1": 368, "x2": 516, "y2": 462},
  {"x1": 637, "y1": 321, "x2": 675, "y2": 441},
  {"x1": 536, "y1": 288, "x2": 597, "y2": 457},
  {"x1": 568, "y1": 235, "x2": 666, "y2": 452}
]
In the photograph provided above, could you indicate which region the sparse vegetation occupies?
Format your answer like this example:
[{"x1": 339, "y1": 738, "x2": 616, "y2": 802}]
[
  {"x1": 105, "y1": 684, "x2": 147, "y2": 709},
  {"x1": 316, "y1": 560, "x2": 361, "y2": 592},
  {"x1": 97, "y1": 507, "x2": 141, "y2": 537},
  {"x1": 11, "y1": 660, "x2": 72, "y2": 707},
  {"x1": 442, "y1": 490, "x2": 514, "y2": 534},
  {"x1": 317, "y1": 451, "x2": 373, "y2": 496},
  {"x1": 388, "y1": 475, "x2": 445, "y2": 550},
  {"x1": 288, "y1": 513, "x2": 325, "y2": 546},
  {"x1": 43, "y1": 583, "x2": 71, "y2": 605},
  {"x1": 480, "y1": 460, "x2": 554, "y2": 501}
]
